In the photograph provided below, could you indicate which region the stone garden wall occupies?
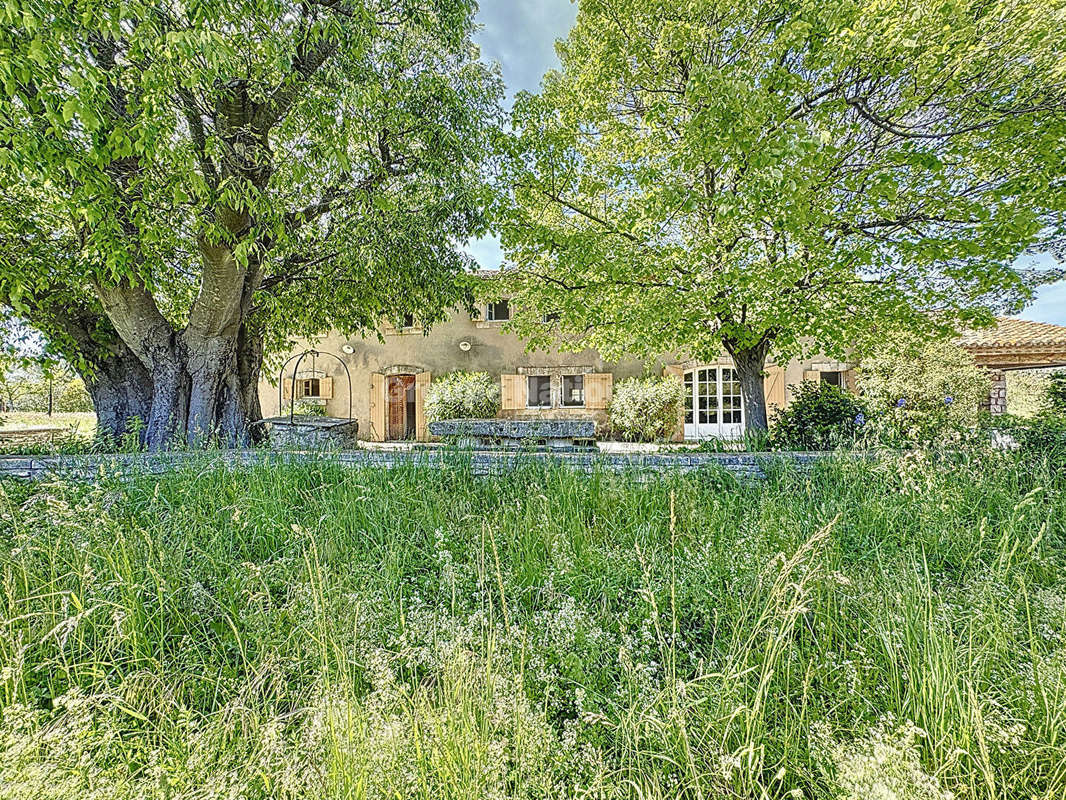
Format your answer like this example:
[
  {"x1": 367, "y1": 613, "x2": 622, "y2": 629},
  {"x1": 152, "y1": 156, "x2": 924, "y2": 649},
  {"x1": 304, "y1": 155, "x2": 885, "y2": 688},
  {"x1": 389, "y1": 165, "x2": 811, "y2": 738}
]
[{"x1": 0, "y1": 448, "x2": 833, "y2": 482}]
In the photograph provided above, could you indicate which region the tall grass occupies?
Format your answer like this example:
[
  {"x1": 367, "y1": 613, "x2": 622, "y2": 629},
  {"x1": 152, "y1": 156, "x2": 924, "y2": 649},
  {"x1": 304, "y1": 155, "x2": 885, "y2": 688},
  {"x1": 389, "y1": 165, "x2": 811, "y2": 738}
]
[{"x1": 0, "y1": 449, "x2": 1063, "y2": 798}]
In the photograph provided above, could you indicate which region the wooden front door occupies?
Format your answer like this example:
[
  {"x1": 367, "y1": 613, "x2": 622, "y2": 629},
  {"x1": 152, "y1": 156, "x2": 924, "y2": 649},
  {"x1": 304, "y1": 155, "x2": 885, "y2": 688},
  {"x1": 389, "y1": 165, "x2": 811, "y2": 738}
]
[{"x1": 386, "y1": 374, "x2": 416, "y2": 440}]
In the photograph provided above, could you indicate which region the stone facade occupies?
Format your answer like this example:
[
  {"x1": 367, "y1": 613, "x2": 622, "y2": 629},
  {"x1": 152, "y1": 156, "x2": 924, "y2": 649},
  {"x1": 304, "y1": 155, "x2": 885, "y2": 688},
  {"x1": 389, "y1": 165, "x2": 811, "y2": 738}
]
[{"x1": 258, "y1": 303, "x2": 845, "y2": 442}]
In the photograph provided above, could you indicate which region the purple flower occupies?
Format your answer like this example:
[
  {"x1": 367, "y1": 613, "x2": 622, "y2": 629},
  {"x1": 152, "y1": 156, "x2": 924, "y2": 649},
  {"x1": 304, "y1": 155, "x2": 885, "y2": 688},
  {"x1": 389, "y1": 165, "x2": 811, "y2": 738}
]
[
  {"x1": 896, "y1": 398, "x2": 907, "y2": 408},
  {"x1": 854, "y1": 413, "x2": 865, "y2": 427},
  {"x1": 944, "y1": 396, "x2": 954, "y2": 405}
]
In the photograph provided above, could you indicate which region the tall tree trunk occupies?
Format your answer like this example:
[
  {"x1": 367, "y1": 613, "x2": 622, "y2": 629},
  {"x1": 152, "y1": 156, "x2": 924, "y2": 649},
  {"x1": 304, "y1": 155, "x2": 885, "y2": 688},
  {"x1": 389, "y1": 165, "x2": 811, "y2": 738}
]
[
  {"x1": 236, "y1": 323, "x2": 266, "y2": 444},
  {"x1": 182, "y1": 330, "x2": 264, "y2": 448},
  {"x1": 184, "y1": 331, "x2": 238, "y2": 446},
  {"x1": 84, "y1": 349, "x2": 153, "y2": 445},
  {"x1": 94, "y1": 276, "x2": 267, "y2": 450},
  {"x1": 93, "y1": 334, "x2": 263, "y2": 450},
  {"x1": 723, "y1": 336, "x2": 773, "y2": 433}
]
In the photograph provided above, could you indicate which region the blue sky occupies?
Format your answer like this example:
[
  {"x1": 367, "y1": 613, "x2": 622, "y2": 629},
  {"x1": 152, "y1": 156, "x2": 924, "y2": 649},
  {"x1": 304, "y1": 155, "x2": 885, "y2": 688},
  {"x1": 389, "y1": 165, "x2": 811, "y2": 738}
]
[{"x1": 468, "y1": 0, "x2": 1065, "y2": 326}]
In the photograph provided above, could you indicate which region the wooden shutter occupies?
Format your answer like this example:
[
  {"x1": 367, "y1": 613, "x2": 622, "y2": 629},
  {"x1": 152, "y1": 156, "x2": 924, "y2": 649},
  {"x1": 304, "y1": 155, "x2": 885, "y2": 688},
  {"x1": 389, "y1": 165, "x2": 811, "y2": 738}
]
[
  {"x1": 282, "y1": 377, "x2": 294, "y2": 401},
  {"x1": 584, "y1": 373, "x2": 613, "y2": 409},
  {"x1": 318, "y1": 377, "x2": 333, "y2": 400},
  {"x1": 844, "y1": 368, "x2": 858, "y2": 393},
  {"x1": 763, "y1": 366, "x2": 786, "y2": 413},
  {"x1": 369, "y1": 373, "x2": 386, "y2": 441},
  {"x1": 501, "y1": 374, "x2": 525, "y2": 410},
  {"x1": 415, "y1": 371, "x2": 431, "y2": 440},
  {"x1": 803, "y1": 369, "x2": 820, "y2": 383},
  {"x1": 663, "y1": 365, "x2": 686, "y2": 442}
]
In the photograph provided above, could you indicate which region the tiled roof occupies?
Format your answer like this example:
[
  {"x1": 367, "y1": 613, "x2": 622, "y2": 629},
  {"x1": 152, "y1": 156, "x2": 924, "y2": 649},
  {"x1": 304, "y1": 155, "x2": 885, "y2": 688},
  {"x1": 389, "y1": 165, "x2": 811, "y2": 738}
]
[{"x1": 958, "y1": 317, "x2": 1066, "y2": 349}]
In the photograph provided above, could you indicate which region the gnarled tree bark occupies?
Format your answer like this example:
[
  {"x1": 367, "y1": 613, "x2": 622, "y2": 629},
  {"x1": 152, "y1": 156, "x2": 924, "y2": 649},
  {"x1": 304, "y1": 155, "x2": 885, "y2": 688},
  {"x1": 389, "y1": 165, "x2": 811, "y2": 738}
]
[{"x1": 722, "y1": 334, "x2": 773, "y2": 433}]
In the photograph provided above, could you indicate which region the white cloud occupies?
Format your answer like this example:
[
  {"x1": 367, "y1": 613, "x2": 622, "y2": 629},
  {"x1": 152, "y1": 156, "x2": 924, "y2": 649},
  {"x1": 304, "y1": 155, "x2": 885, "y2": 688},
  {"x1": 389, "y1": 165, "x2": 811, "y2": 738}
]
[{"x1": 474, "y1": 0, "x2": 578, "y2": 102}]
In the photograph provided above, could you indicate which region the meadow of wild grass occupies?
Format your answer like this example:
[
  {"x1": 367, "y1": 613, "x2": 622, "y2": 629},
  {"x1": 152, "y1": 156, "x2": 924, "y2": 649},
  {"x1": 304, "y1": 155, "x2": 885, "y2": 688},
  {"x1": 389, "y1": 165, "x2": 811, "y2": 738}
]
[{"x1": 0, "y1": 448, "x2": 1063, "y2": 799}]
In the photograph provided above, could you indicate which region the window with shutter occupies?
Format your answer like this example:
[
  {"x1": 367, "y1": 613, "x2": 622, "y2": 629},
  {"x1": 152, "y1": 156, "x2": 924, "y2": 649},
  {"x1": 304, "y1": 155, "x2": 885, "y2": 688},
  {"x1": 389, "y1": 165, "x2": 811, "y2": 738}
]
[
  {"x1": 844, "y1": 368, "x2": 858, "y2": 392},
  {"x1": 487, "y1": 300, "x2": 510, "y2": 321}
]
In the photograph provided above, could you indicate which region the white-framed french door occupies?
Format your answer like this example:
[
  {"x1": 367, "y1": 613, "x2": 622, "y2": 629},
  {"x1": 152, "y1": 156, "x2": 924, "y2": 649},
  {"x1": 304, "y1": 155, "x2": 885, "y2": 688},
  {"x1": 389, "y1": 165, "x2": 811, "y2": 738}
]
[{"x1": 683, "y1": 366, "x2": 744, "y2": 440}]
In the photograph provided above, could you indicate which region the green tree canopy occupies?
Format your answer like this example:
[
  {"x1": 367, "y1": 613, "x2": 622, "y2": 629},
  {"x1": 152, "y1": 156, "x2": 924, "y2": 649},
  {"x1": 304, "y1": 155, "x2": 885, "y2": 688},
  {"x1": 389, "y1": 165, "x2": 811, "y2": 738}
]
[
  {"x1": 1, "y1": 0, "x2": 501, "y2": 446},
  {"x1": 495, "y1": 0, "x2": 1066, "y2": 431}
]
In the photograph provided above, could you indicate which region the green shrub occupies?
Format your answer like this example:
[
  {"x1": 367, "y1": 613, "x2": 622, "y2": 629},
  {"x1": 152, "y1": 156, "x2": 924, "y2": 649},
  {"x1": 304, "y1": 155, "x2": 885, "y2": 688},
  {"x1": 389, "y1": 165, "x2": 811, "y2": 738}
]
[
  {"x1": 292, "y1": 399, "x2": 327, "y2": 416},
  {"x1": 55, "y1": 377, "x2": 93, "y2": 413},
  {"x1": 859, "y1": 338, "x2": 989, "y2": 444},
  {"x1": 607, "y1": 375, "x2": 685, "y2": 442},
  {"x1": 986, "y1": 412, "x2": 1066, "y2": 470},
  {"x1": 769, "y1": 380, "x2": 868, "y2": 450},
  {"x1": 423, "y1": 371, "x2": 501, "y2": 422},
  {"x1": 1048, "y1": 371, "x2": 1066, "y2": 413},
  {"x1": 1006, "y1": 370, "x2": 1052, "y2": 417}
]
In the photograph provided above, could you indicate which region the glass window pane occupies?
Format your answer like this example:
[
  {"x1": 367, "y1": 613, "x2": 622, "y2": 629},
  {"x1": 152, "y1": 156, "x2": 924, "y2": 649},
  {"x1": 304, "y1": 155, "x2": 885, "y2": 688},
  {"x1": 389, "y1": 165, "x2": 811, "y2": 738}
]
[
  {"x1": 488, "y1": 300, "x2": 510, "y2": 321},
  {"x1": 562, "y1": 375, "x2": 584, "y2": 407},
  {"x1": 527, "y1": 375, "x2": 551, "y2": 407}
]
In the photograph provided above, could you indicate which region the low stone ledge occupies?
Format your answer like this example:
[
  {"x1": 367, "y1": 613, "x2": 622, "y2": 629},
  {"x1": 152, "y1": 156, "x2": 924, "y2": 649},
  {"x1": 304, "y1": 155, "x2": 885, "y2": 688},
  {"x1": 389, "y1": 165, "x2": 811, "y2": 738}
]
[{"x1": 0, "y1": 447, "x2": 861, "y2": 483}]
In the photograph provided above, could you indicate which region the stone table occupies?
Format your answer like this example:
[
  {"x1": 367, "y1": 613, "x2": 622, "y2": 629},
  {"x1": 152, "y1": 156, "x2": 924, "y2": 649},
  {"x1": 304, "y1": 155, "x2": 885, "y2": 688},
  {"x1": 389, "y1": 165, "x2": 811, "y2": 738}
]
[{"x1": 428, "y1": 418, "x2": 596, "y2": 450}]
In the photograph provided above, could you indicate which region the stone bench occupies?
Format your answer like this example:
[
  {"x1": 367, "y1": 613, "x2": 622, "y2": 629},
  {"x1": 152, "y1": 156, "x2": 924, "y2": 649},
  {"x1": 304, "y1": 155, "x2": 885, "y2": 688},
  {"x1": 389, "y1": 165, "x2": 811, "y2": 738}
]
[{"x1": 428, "y1": 418, "x2": 596, "y2": 450}]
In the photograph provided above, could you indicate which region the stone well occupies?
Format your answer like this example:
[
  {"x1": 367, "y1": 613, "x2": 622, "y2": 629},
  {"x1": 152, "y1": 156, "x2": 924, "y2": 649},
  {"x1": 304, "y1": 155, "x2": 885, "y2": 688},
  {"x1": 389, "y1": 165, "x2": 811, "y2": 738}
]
[{"x1": 261, "y1": 416, "x2": 359, "y2": 449}]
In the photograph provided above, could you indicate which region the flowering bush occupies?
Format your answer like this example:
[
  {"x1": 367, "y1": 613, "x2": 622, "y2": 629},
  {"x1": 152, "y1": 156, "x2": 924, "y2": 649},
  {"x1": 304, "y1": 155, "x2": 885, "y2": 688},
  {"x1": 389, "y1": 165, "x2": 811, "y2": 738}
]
[
  {"x1": 607, "y1": 375, "x2": 685, "y2": 441},
  {"x1": 423, "y1": 371, "x2": 501, "y2": 422},
  {"x1": 859, "y1": 339, "x2": 989, "y2": 445},
  {"x1": 812, "y1": 719, "x2": 953, "y2": 800},
  {"x1": 768, "y1": 380, "x2": 869, "y2": 450}
]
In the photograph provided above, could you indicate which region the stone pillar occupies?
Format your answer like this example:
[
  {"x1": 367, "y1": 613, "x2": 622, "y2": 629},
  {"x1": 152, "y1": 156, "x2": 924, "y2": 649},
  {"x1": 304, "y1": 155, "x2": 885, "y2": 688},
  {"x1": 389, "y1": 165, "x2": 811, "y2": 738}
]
[{"x1": 983, "y1": 369, "x2": 1007, "y2": 415}]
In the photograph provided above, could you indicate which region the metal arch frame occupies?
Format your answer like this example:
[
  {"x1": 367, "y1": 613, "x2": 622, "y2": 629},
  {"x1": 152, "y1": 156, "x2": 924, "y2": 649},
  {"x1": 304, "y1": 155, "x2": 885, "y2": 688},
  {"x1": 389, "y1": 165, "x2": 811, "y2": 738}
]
[{"x1": 278, "y1": 349, "x2": 353, "y2": 423}]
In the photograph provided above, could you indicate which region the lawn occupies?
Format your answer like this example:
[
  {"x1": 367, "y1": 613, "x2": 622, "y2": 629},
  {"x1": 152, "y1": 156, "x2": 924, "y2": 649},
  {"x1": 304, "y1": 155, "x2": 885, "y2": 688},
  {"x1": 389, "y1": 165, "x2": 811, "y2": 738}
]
[
  {"x1": 0, "y1": 450, "x2": 1063, "y2": 799},
  {"x1": 0, "y1": 413, "x2": 97, "y2": 452}
]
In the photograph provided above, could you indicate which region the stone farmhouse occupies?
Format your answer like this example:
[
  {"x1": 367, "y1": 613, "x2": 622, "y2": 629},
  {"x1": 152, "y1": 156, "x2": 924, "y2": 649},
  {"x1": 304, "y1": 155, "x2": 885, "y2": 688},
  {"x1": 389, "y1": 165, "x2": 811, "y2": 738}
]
[{"x1": 258, "y1": 297, "x2": 1066, "y2": 442}]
